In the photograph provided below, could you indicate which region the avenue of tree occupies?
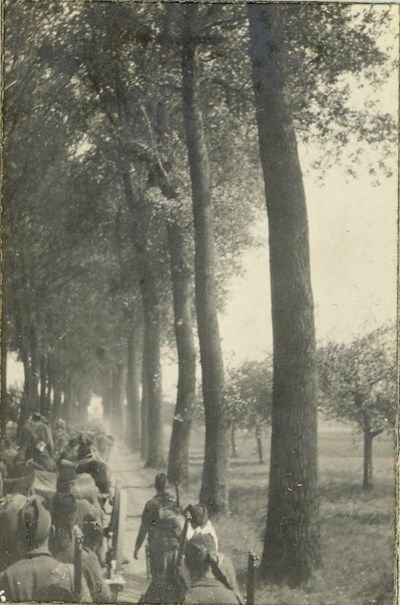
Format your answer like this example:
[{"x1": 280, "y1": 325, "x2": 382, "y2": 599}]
[{"x1": 2, "y1": 1, "x2": 395, "y2": 587}]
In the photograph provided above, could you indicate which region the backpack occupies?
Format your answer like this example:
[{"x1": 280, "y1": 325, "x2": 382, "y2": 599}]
[{"x1": 150, "y1": 498, "x2": 183, "y2": 551}]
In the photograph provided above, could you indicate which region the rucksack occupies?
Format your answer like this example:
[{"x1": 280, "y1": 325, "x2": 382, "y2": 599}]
[{"x1": 150, "y1": 499, "x2": 183, "y2": 551}]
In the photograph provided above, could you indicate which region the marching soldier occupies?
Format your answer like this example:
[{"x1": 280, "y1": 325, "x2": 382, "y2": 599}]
[
  {"x1": 134, "y1": 473, "x2": 182, "y2": 576},
  {"x1": 184, "y1": 534, "x2": 242, "y2": 604},
  {"x1": 0, "y1": 495, "x2": 91, "y2": 602}
]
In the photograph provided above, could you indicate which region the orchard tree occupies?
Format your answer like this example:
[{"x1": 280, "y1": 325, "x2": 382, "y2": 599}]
[
  {"x1": 318, "y1": 326, "x2": 396, "y2": 490},
  {"x1": 224, "y1": 359, "x2": 272, "y2": 462}
]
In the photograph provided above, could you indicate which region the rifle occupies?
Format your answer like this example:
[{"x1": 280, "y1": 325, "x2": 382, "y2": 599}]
[
  {"x1": 145, "y1": 543, "x2": 151, "y2": 580},
  {"x1": 175, "y1": 483, "x2": 180, "y2": 509},
  {"x1": 73, "y1": 535, "x2": 83, "y2": 601},
  {"x1": 246, "y1": 551, "x2": 258, "y2": 605},
  {"x1": 174, "y1": 510, "x2": 191, "y2": 576}
]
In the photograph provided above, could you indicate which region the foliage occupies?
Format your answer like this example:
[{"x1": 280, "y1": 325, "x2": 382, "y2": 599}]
[
  {"x1": 224, "y1": 359, "x2": 273, "y2": 430},
  {"x1": 317, "y1": 325, "x2": 396, "y2": 436}
]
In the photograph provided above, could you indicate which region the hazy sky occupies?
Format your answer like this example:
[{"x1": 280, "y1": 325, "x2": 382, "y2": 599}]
[{"x1": 220, "y1": 165, "x2": 397, "y2": 366}]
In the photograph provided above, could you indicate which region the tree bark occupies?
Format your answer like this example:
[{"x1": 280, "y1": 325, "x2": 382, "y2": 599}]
[
  {"x1": 120, "y1": 167, "x2": 163, "y2": 467},
  {"x1": 63, "y1": 372, "x2": 74, "y2": 428},
  {"x1": 363, "y1": 427, "x2": 373, "y2": 490},
  {"x1": 141, "y1": 354, "x2": 148, "y2": 461},
  {"x1": 52, "y1": 361, "x2": 62, "y2": 427},
  {"x1": 182, "y1": 5, "x2": 229, "y2": 514},
  {"x1": 166, "y1": 220, "x2": 196, "y2": 487},
  {"x1": 231, "y1": 423, "x2": 239, "y2": 458},
  {"x1": 248, "y1": 4, "x2": 321, "y2": 586},
  {"x1": 141, "y1": 276, "x2": 163, "y2": 467},
  {"x1": 29, "y1": 326, "x2": 39, "y2": 411},
  {"x1": 255, "y1": 426, "x2": 264, "y2": 464},
  {"x1": 111, "y1": 362, "x2": 124, "y2": 438},
  {"x1": 39, "y1": 354, "x2": 47, "y2": 417},
  {"x1": 1, "y1": 319, "x2": 8, "y2": 431},
  {"x1": 126, "y1": 313, "x2": 143, "y2": 452}
]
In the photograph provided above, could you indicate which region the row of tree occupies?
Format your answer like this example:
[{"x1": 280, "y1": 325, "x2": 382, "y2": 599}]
[{"x1": 3, "y1": 1, "x2": 394, "y2": 586}]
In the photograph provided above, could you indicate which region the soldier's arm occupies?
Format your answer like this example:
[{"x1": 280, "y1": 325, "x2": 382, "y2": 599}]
[{"x1": 134, "y1": 503, "x2": 152, "y2": 555}]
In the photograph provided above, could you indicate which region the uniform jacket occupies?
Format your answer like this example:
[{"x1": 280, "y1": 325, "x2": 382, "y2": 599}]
[
  {"x1": 0, "y1": 548, "x2": 91, "y2": 602},
  {"x1": 184, "y1": 576, "x2": 242, "y2": 604}
]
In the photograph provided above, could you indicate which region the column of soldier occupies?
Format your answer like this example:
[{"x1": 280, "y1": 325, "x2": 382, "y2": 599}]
[
  {"x1": 0, "y1": 413, "x2": 113, "y2": 602},
  {"x1": 0, "y1": 415, "x2": 243, "y2": 604}
]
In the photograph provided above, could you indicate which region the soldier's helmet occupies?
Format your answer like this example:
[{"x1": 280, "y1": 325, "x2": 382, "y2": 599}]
[
  {"x1": 17, "y1": 495, "x2": 52, "y2": 550},
  {"x1": 154, "y1": 472, "x2": 168, "y2": 492},
  {"x1": 55, "y1": 419, "x2": 66, "y2": 431}
]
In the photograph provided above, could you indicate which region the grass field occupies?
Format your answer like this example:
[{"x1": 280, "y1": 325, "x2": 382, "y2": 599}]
[{"x1": 173, "y1": 416, "x2": 395, "y2": 605}]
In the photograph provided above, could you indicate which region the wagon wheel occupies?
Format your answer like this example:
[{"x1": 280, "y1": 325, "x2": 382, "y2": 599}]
[{"x1": 109, "y1": 484, "x2": 127, "y2": 573}]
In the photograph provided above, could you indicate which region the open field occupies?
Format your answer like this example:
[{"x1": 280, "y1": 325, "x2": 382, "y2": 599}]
[{"x1": 172, "y1": 417, "x2": 395, "y2": 605}]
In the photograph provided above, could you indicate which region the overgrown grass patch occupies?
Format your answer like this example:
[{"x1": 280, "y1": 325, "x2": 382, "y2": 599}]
[{"x1": 183, "y1": 422, "x2": 395, "y2": 604}]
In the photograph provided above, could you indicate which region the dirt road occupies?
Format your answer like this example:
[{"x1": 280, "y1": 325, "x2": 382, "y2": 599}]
[{"x1": 109, "y1": 445, "x2": 154, "y2": 602}]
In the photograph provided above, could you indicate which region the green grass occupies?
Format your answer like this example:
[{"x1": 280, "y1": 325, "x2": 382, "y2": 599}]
[{"x1": 175, "y1": 419, "x2": 395, "y2": 605}]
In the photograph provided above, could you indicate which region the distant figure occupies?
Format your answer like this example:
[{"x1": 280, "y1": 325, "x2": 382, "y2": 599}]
[
  {"x1": 57, "y1": 437, "x2": 80, "y2": 470},
  {"x1": 75, "y1": 438, "x2": 111, "y2": 494},
  {"x1": 31, "y1": 412, "x2": 54, "y2": 457},
  {"x1": 135, "y1": 473, "x2": 184, "y2": 601},
  {"x1": 184, "y1": 534, "x2": 242, "y2": 604},
  {"x1": 53, "y1": 419, "x2": 69, "y2": 455},
  {"x1": 0, "y1": 495, "x2": 91, "y2": 602},
  {"x1": 32, "y1": 440, "x2": 57, "y2": 472},
  {"x1": 95, "y1": 432, "x2": 114, "y2": 462}
]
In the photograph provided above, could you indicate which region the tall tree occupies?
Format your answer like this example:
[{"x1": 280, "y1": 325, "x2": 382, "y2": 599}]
[
  {"x1": 182, "y1": 5, "x2": 230, "y2": 513},
  {"x1": 248, "y1": 5, "x2": 320, "y2": 586}
]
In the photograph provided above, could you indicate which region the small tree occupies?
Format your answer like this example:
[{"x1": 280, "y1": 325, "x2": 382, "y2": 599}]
[
  {"x1": 224, "y1": 359, "x2": 272, "y2": 462},
  {"x1": 318, "y1": 326, "x2": 396, "y2": 490}
]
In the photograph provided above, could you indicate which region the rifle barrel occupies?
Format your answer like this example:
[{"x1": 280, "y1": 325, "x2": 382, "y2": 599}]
[
  {"x1": 246, "y1": 551, "x2": 258, "y2": 605},
  {"x1": 74, "y1": 536, "x2": 83, "y2": 600}
]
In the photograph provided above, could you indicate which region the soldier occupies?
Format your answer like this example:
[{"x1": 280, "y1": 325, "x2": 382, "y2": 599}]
[
  {"x1": 50, "y1": 492, "x2": 111, "y2": 602},
  {"x1": 0, "y1": 494, "x2": 28, "y2": 571},
  {"x1": 184, "y1": 534, "x2": 242, "y2": 604},
  {"x1": 57, "y1": 436, "x2": 80, "y2": 470},
  {"x1": 32, "y1": 439, "x2": 58, "y2": 472},
  {"x1": 0, "y1": 495, "x2": 91, "y2": 602},
  {"x1": 31, "y1": 412, "x2": 54, "y2": 457},
  {"x1": 134, "y1": 473, "x2": 182, "y2": 572},
  {"x1": 53, "y1": 418, "x2": 69, "y2": 455},
  {"x1": 75, "y1": 437, "x2": 111, "y2": 494}
]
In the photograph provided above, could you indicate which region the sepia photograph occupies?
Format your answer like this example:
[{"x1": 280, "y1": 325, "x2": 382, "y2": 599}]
[{"x1": 0, "y1": 1, "x2": 397, "y2": 604}]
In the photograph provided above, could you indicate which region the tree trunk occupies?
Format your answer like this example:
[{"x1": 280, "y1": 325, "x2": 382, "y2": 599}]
[
  {"x1": 52, "y1": 362, "x2": 62, "y2": 427},
  {"x1": 111, "y1": 362, "x2": 124, "y2": 438},
  {"x1": 46, "y1": 356, "x2": 53, "y2": 419},
  {"x1": 39, "y1": 354, "x2": 47, "y2": 417},
  {"x1": 63, "y1": 372, "x2": 73, "y2": 427},
  {"x1": 126, "y1": 314, "x2": 143, "y2": 452},
  {"x1": 29, "y1": 326, "x2": 39, "y2": 411},
  {"x1": 182, "y1": 6, "x2": 229, "y2": 514},
  {"x1": 167, "y1": 220, "x2": 196, "y2": 487},
  {"x1": 1, "y1": 320, "x2": 8, "y2": 431},
  {"x1": 120, "y1": 167, "x2": 163, "y2": 467},
  {"x1": 256, "y1": 427, "x2": 264, "y2": 464},
  {"x1": 248, "y1": 5, "x2": 321, "y2": 586},
  {"x1": 231, "y1": 423, "x2": 239, "y2": 458},
  {"x1": 141, "y1": 277, "x2": 163, "y2": 468},
  {"x1": 363, "y1": 427, "x2": 373, "y2": 490},
  {"x1": 141, "y1": 355, "x2": 148, "y2": 461}
]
